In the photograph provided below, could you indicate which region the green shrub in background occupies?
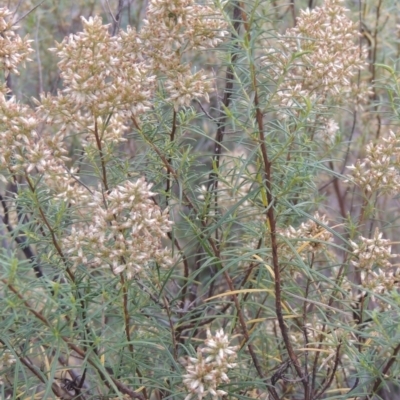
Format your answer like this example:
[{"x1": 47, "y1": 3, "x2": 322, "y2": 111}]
[{"x1": 1, "y1": 0, "x2": 400, "y2": 399}]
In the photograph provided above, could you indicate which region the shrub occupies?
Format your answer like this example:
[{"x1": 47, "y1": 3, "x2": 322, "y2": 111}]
[{"x1": 1, "y1": 0, "x2": 400, "y2": 399}]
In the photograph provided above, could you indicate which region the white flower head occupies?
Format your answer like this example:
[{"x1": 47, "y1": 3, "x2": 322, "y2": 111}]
[{"x1": 182, "y1": 329, "x2": 237, "y2": 399}]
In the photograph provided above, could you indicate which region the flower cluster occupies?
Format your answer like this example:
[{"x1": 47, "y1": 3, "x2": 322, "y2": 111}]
[
  {"x1": 0, "y1": 8, "x2": 37, "y2": 179},
  {"x1": 141, "y1": 0, "x2": 227, "y2": 54},
  {"x1": 350, "y1": 228, "x2": 398, "y2": 292},
  {"x1": 281, "y1": 212, "x2": 333, "y2": 256},
  {"x1": 262, "y1": 0, "x2": 366, "y2": 114},
  {"x1": 0, "y1": 10, "x2": 68, "y2": 182},
  {"x1": 62, "y1": 178, "x2": 173, "y2": 278},
  {"x1": 346, "y1": 130, "x2": 400, "y2": 194},
  {"x1": 0, "y1": 92, "x2": 73, "y2": 191},
  {"x1": 140, "y1": 0, "x2": 227, "y2": 108},
  {"x1": 315, "y1": 117, "x2": 340, "y2": 145},
  {"x1": 182, "y1": 329, "x2": 238, "y2": 400},
  {"x1": 0, "y1": 94, "x2": 40, "y2": 176},
  {"x1": 350, "y1": 228, "x2": 395, "y2": 270},
  {"x1": 44, "y1": 15, "x2": 154, "y2": 149},
  {"x1": 0, "y1": 7, "x2": 33, "y2": 80}
]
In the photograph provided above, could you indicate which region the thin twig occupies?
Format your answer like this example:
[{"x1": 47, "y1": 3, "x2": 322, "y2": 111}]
[
  {"x1": 93, "y1": 118, "x2": 110, "y2": 193},
  {"x1": 12, "y1": 0, "x2": 46, "y2": 26},
  {"x1": 35, "y1": 14, "x2": 43, "y2": 94},
  {"x1": 121, "y1": 273, "x2": 134, "y2": 354},
  {"x1": 165, "y1": 110, "x2": 177, "y2": 207},
  {"x1": 112, "y1": 0, "x2": 125, "y2": 35},
  {"x1": 314, "y1": 343, "x2": 342, "y2": 400}
]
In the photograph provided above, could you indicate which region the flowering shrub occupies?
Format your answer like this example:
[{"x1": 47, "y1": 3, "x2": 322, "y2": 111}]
[{"x1": 1, "y1": 0, "x2": 400, "y2": 400}]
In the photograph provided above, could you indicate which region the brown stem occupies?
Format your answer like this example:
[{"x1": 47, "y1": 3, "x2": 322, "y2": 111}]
[
  {"x1": 19, "y1": 355, "x2": 65, "y2": 398},
  {"x1": 302, "y1": 264, "x2": 313, "y2": 395},
  {"x1": 132, "y1": 117, "x2": 220, "y2": 257},
  {"x1": 206, "y1": 1, "x2": 241, "y2": 194},
  {"x1": 166, "y1": 110, "x2": 177, "y2": 205},
  {"x1": 364, "y1": 343, "x2": 400, "y2": 399},
  {"x1": 221, "y1": 269, "x2": 265, "y2": 381},
  {"x1": 314, "y1": 343, "x2": 342, "y2": 400},
  {"x1": 93, "y1": 118, "x2": 109, "y2": 193},
  {"x1": 162, "y1": 295, "x2": 178, "y2": 360},
  {"x1": 235, "y1": 241, "x2": 265, "y2": 334},
  {"x1": 151, "y1": 196, "x2": 189, "y2": 302},
  {"x1": 0, "y1": 336, "x2": 69, "y2": 398},
  {"x1": 370, "y1": 0, "x2": 383, "y2": 101},
  {"x1": 112, "y1": 0, "x2": 124, "y2": 35},
  {"x1": 290, "y1": 0, "x2": 296, "y2": 26},
  {"x1": 203, "y1": 1, "x2": 242, "y2": 299},
  {"x1": 168, "y1": 234, "x2": 190, "y2": 308},
  {"x1": 310, "y1": 259, "x2": 348, "y2": 396},
  {"x1": 161, "y1": 111, "x2": 191, "y2": 303},
  {"x1": 120, "y1": 272, "x2": 147, "y2": 398},
  {"x1": 329, "y1": 161, "x2": 347, "y2": 220},
  {"x1": 176, "y1": 302, "x2": 233, "y2": 331},
  {"x1": 120, "y1": 272, "x2": 134, "y2": 355},
  {"x1": 251, "y1": 57, "x2": 308, "y2": 397},
  {"x1": 24, "y1": 173, "x2": 99, "y2": 361},
  {"x1": 241, "y1": 240, "x2": 263, "y2": 303}
]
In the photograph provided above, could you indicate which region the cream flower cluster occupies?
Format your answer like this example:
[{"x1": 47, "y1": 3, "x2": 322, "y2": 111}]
[
  {"x1": 262, "y1": 0, "x2": 365, "y2": 114},
  {"x1": 47, "y1": 15, "x2": 155, "y2": 139},
  {"x1": 0, "y1": 92, "x2": 74, "y2": 192},
  {"x1": 350, "y1": 228, "x2": 398, "y2": 292},
  {"x1": 315, "y1": 117, "x2": 340, "y2": 145},
  {"x1": 0, "y1": 7, "x2": 33, "y2": 79},
  {"x1": 282, "y1": 212, "x2": 333, "y2": 256},
  {"x1": 62, "y1": 178, "x2": 173, "y2": 278},
  {"x1": 350, "y1": 228, "x2": 395, "y2": 270},
  {"x1": 141, "y1": 0, "x2": 227, "y2": 53},
  {"x1": 141, "y1": 0, "x2": 227, "y2": 108},
  {"x1": 0, "y1": 94, "x2": 39, "y2": 175},
  {"x1": 346, "y1": 130, "x2": 400, "y2": 194},
  {"x1": 182, "y1": 329, "x2": 238, "y2": 400},
  {"x1": 0, "y1": 8, "x2": 36, "y2": 178}
]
